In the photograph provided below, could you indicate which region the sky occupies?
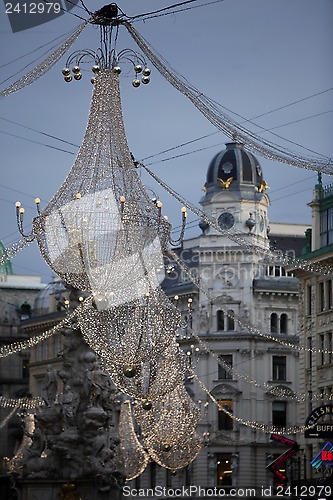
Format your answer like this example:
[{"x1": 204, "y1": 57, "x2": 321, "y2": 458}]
[{"x1": 0, "y1": 0, "x2": 332, "y2": 282}]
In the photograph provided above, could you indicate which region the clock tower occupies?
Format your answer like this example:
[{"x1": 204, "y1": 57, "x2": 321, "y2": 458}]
[{"x1": 200, "y1": 142, "x2": 270, "y2": 248}]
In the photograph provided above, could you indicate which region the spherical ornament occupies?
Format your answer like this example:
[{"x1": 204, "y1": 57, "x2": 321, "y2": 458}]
[
  {"x1": 91, "y1": 78, "x2": 96, "y2": 85},
  {"x1": 123, "y1": 365, "x2": 137, "y2": 378},
  {"x1": 112, "y1": 66, "x2": 122, "y2": 75},
  {"x1": 92, "y1": 65, "x2": 100, "y2": 74},
  {"x1": 132, "y1": 79, "x2": 140, "y2": 88},
  {"x1": 142, "y1": 76, "x2": 150, "y2": 85},
  {"x1": 142, "y1": 399, "x2": 152, "y2": 411},
  {"x1": 142, "y1": 68, "x2": 151, "y2": 76},
  {"x1": 72, "y1": 66, "x2": 80, "y2": 74},
  {"x1": 162, "y1": 442, "x2": 172, "y2": 452},
  {"x1": 64, "y1": 75, "x2": 73, "y2": 83},
  {"x1": 134, "y1": 64, "x2": 142, "y2": 73},
  {"x1": 62, "y1": 68, "x2": 71, "y2": 76},
  {"x1": 74, "y1": 73, "x2": 82, "y2": 81}
]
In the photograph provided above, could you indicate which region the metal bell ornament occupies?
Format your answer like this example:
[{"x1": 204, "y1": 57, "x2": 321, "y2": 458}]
[
  {"x1": 134, "y1": 64, "x2": 142, "y2": 73},
  {"x1": 142, "y1": 399, "x2": 153, "y2": 411},
  {"x1": 62, "y1": 68, "x2": 71, "y2": 76},
  {"x1": 92, "y1": 65, "x2": 100, "y2": 73},
  {"x1": 64, "y1": 75, "x2": 73, "y2": 83},
  {"x1": 74, "y1": 73, "x2": 82, "y2": 81},
  {"x1": 142, "y1": 68, "x2": 151, "y2": 76},
  {"x1": 162, "y1": 442, "x2": 172, "y2": 452},
  {"x1": 142, "y1": 76, "x2": 150, "y2": 85},
  {"x1": 72, "y1": 66, "x2": 81, "y2": 74},
  {"x1": 123, "y1": 365, "x2": 137, "y2": 378},
  {"x1": 112, "y1": 66, "x2": 122, "y2": 75},
  {"x1": 132, "y1": 79, "x2": 140, "y2": 88}
]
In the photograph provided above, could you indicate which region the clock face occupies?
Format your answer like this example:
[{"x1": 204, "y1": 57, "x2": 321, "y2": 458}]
[{"x1": 218, "y1": 212, "x2": 234, "y2": 230}]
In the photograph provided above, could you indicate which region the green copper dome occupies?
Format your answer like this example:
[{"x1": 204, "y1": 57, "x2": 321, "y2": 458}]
[{"x1": 0, "y1": 241, "x2": 13, "y2": 275}]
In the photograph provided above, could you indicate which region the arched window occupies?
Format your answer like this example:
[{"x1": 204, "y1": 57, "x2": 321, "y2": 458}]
[
  {"x1": 280, "y1": 313, "x2": 288, "y2": 334},
  {"x1": 227, "y1": 310, "x2": 235, "y2": 331},
  {"x1": 270, "y1": 313, "x2": 278, "y2": 334},
  {"x1": 217, "y1": 310, "x2": 225, "y2": 331}
]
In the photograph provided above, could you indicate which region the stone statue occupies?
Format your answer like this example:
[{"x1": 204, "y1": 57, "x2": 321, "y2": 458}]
[{"x1": 42, "y1": 364, "x2": 59, "y2": 407}]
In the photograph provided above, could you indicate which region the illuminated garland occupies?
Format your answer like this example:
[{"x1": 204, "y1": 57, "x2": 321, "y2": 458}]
[
  {"x1": 0, "y1": 396, "x2": 43, "y2": 410},
  {"x1": 0, "y1": 407, "x2": 17, "y2": 430},
  {"x1": 125, "y1": 22, "x2": 332, "y2": 175},
  {"x1": 143, "y1": 163, "x2": 333, "y2": 277},
  {"x1": 0, "y1": 238, "x2": 32, "y2": 265},
  {"x1": 169, "y1": 249, "x2": 333, "y2": 354},
  {"x1": 0, "y1": 22, "x2": 88, "y2": 100},
  {"x1": 0, "y1": 307, "x2": 78, "y2": 359},
  {"x1": 191, "y1": 371, "x2": 316, "y2": 435},
  {"x1": 118, "y1": 401, "x2": 150, "y2": 481}
]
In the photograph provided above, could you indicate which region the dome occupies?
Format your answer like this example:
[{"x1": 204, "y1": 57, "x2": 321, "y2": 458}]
[
  {"x1": 204, "y1": 142, "x2": 265, "y2": 198},
  {"x1": 34, "y1": 279, "x2": 67, "y2": 316}
]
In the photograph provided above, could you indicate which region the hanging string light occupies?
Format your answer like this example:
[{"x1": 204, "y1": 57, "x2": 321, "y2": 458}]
[
  {"x1": 191, "y1": 371, "x2": 316, "y2": 435},
  {"x1": 118, "y1": 401, "x2": 150, "y2": 481},
  {"x1": 0, "y1": 22, "x2": 88, "y2": 100},
  {"x1": 169, "y1": 249, "x2": 333, "y2": 354},
  {"x1": 0, "y1": 238, "x2": 32, "y2": 266},
  {"x1": 124, "y1": 22, "x2": 332, "y2": 175},
  {"x1": 141, "y1": 162, "x2": 333, "y2": 277}
]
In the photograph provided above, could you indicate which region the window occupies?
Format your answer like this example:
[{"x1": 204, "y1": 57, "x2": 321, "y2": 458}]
[
  {"x1": 307, "y1": 285, "x2": 312, "y2": 315},
  {"x1": 227, "y1": 310, "x2": 235, "y2": 331},
  {"x1": 280, "y1": 314, "x2": 288, "y2": 334},
  {"x1": 307, "y1": 337, "x2": 312, "y2": 369},
  {"x1": 272, "y1": 401, "x2": 286, "y2": 428},
  {"x1": 218, "y1": 355, "x2": 233, "y2": 380},
  {"x1": 319, "y1": 282, "x2": 325, "y2": 311},
  {"x1": 328, "y1": 332, "x2": 332, "y2": 365},
  {"x1": 22, "y1": 359, "x2": 29, "y2": 380},
  {"x1": 217, "y1": 453, "x2": 233, "y2": 486},
  {"x1": 270, "y1": 313, "x2": 278, "y2": 334},
  {"x1": 217, "y1": 310, "x2": 225, "y2": 331},
  {"x1": 273, "y1": 356, "x2": 286, "y2": 381},
  {"x1": 320, "y1": 335, "x2": 325, "y2": 365},
  {"x1": 320, "y1": 207, "x2": 333, "y2": 247},
  {"x1": 218, "y1": 399, "x2": 233, "y2": 431},
  {"x1": 327, "y1": 280, "x2": 332, "y2": 310}
]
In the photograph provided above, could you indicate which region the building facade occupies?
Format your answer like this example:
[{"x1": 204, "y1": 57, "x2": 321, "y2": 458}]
[
  {"x1": 295, "y1": 178, "x2": 333, "y2": 485},
  {"x1": 0, "y1": 242, "x2": 45, "y2": 461},
  {"x1": 134, "y1": 142, "x2": 307, "y2": 490}
]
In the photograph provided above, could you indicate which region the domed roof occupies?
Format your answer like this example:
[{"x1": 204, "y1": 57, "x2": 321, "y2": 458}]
[
  {"x1": 204, "y1": 142, "x2": 265, "y2": 198},
  {"x1": 34, "y1": 279, "x2": 67, "y2": 315}
]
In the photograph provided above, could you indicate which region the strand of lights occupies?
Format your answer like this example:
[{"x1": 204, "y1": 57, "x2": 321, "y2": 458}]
[
  {"x1": 0, "y1": 407, "x2": 17, "y2": 430},
  {"x1": 0, "y1": 22, "x2": 88, "y2": 100},
  {"x1": 169, "y1": 249, "x2": 333, "y2": 354},
  {"x1": 186, "y1": 328, "x2": 304, "y2": 402},
  {"x1": 144, "y1": 430, "x2": 203, "y2": 471},
  {"x1": 134, "y1": 385, "x2": 201, "y2": 447},
  {"x1": 0, "y1": 308, "x2": 78, "y2": 359},
  {"x1": 187, "y1": 327, "x2": 333, "y2": 403},
  {"x1": 0, "y1": 396, "x2": 44, "y2": 410},
  {"x1": 6, "y1": 412, "x2": 35, "y2": 472},
  {"x1": 0, "y1": 237, "x2": 32, "y2": 265},
  {"x1": 30, "y1": 70, "x2": 170, "y2": 296},
  {"x1": 142, "y1": 163, "x2": 333, "y2": 277},
  {"x1": 125, "y1": 22, "x2": 332, "y2": 175},
  {"x1": 118, "y1": 401, "x2": 150, "y2": 481},
  {"x1": 191, "y1": 370, "x2": 315, "y2": 436}
]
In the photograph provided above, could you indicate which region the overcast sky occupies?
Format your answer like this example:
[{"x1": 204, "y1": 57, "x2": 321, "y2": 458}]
[{"x1": 0, "y1": 0, "x2": 332, "y2": 282}]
